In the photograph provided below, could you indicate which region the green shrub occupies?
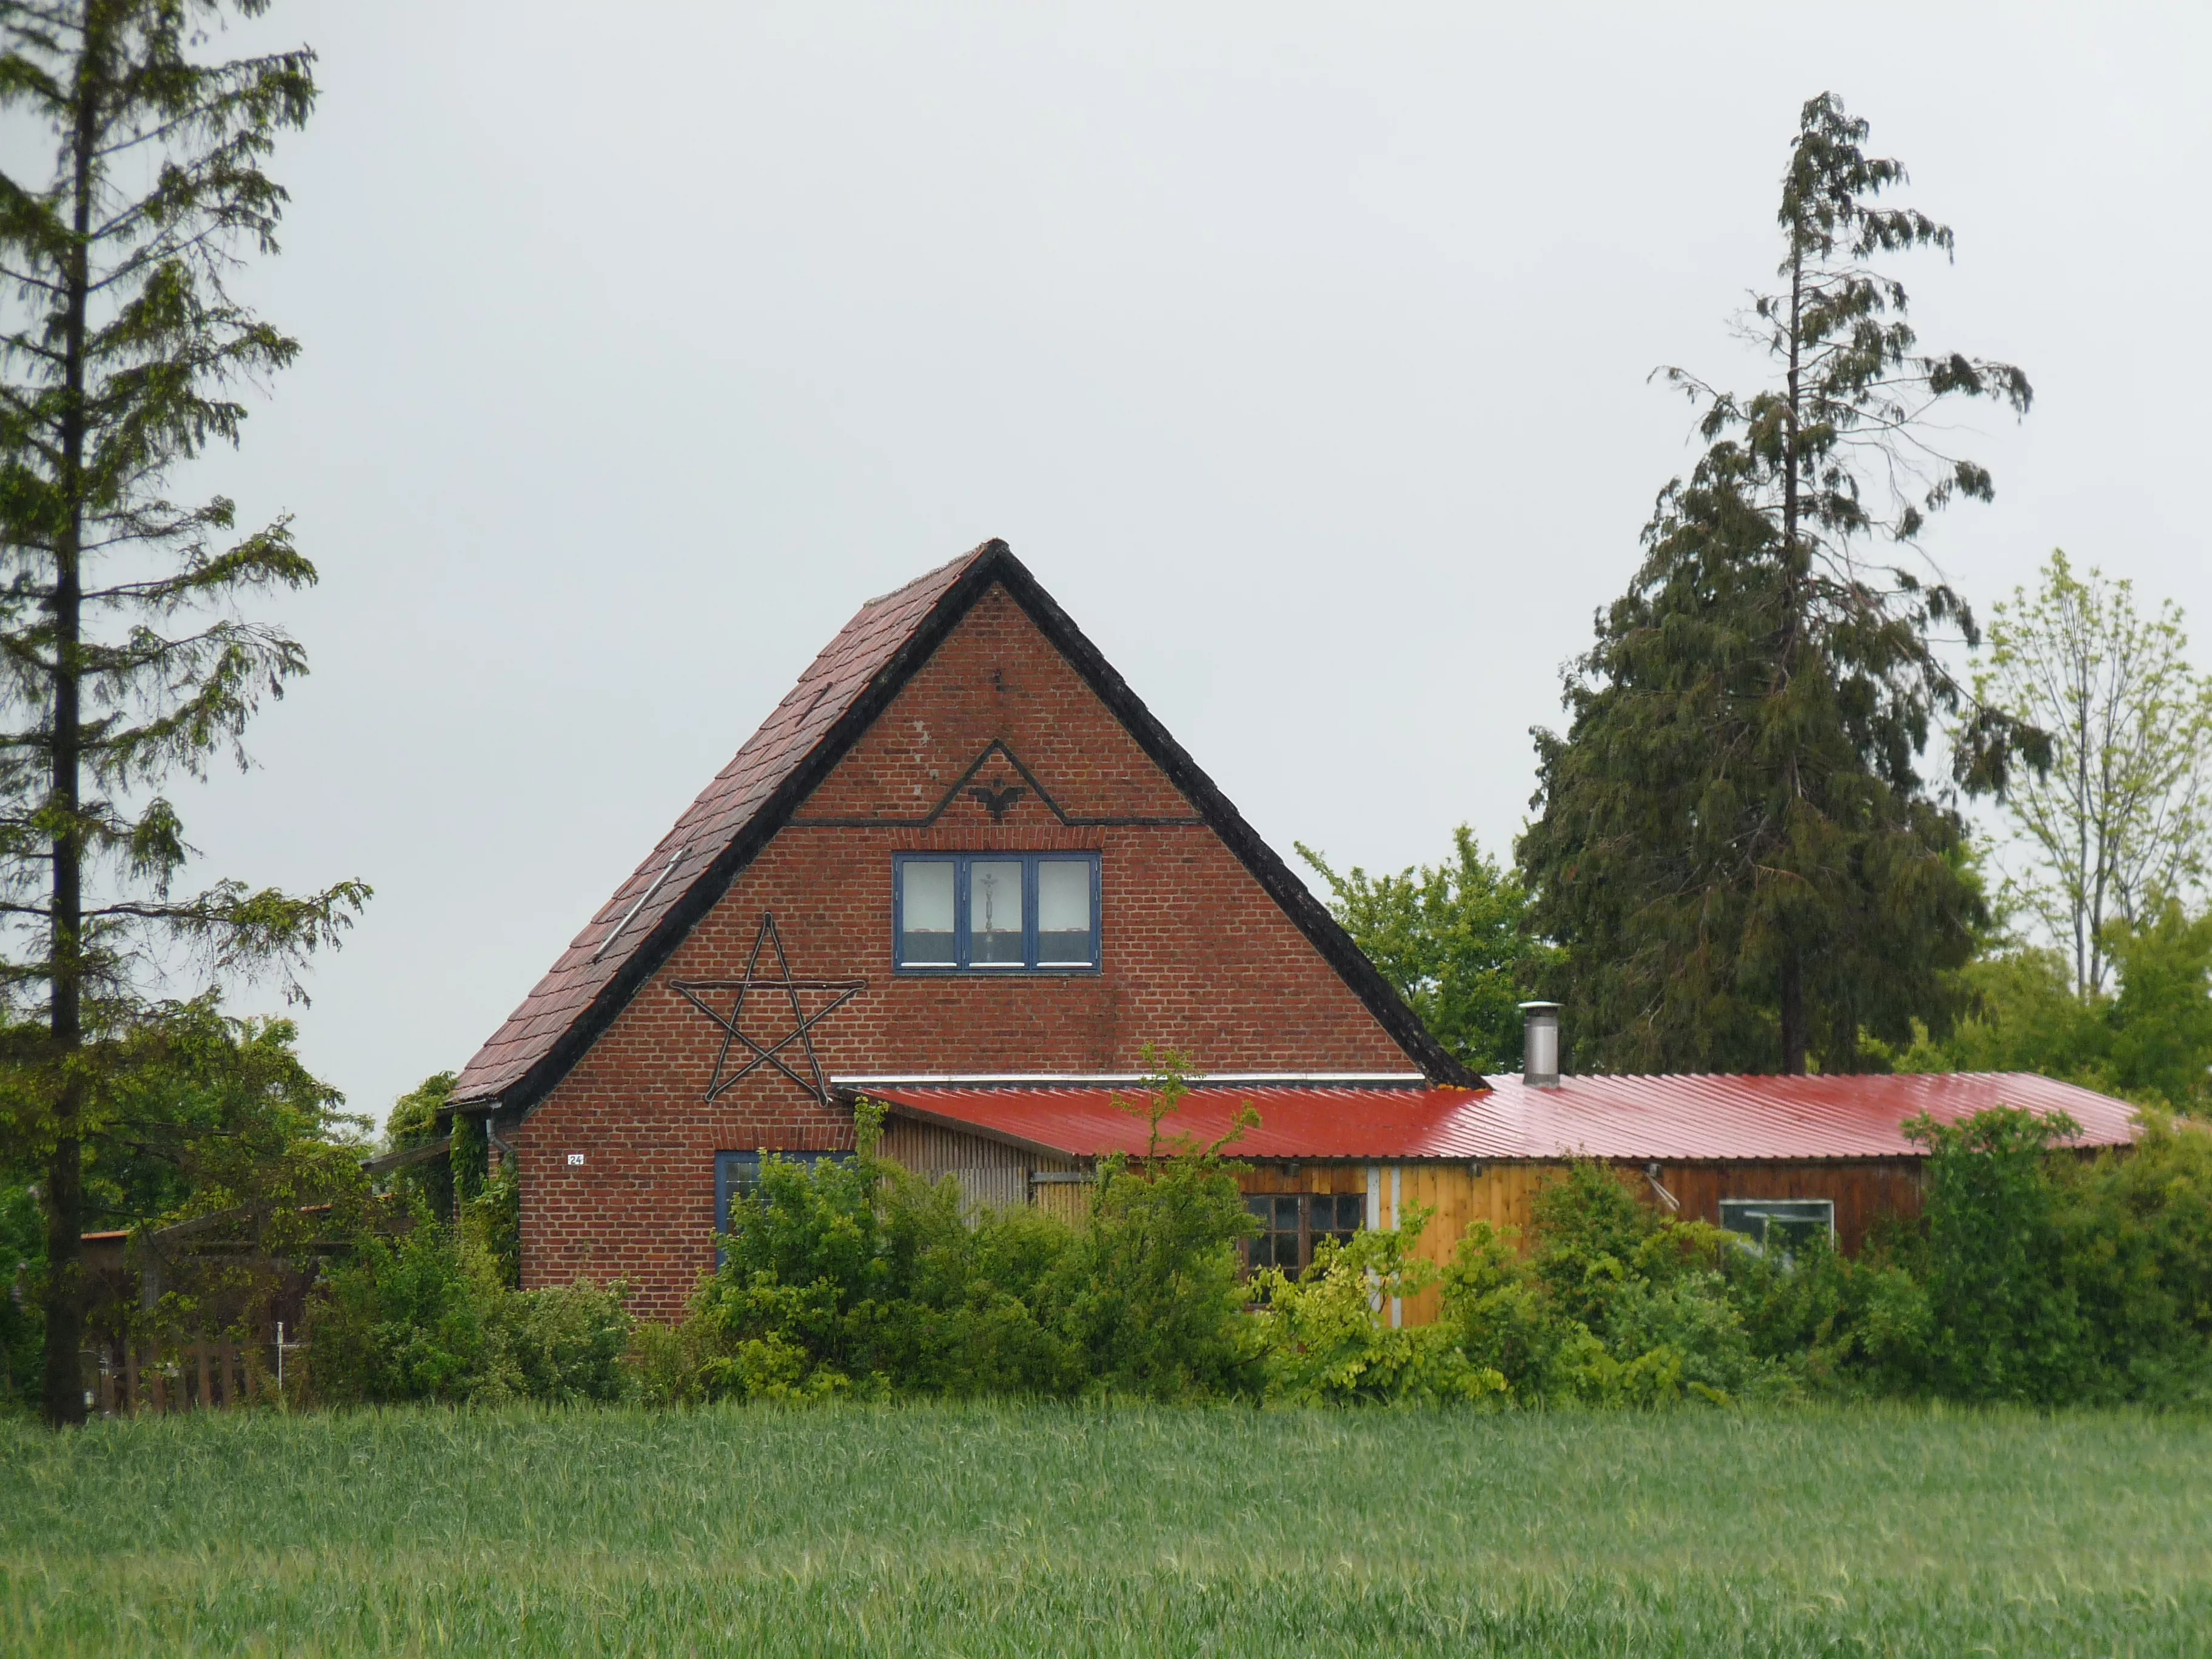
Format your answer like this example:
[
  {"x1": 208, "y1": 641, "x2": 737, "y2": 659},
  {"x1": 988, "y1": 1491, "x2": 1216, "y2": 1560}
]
[
  {"x1": 1437, "y1": 1221, "x2": 1569, "y2": 1396},
  {"x1": 1724, "y1": 1225, "x2": 1932, "y2": 1397},
  {"x1": 671, "y1": 1131, "x2": 1082, "y2": 1402},
  {"x1": 1033, "y1": 1147, "x2": 1256, "y2": 1400},
  {"x1": 1253, "y1": 1209, "x2": 1504, "y2": 1406},
  {"x1": 1512, "y1": 1162, "x2": 1781, "y2": 1404},
  {"x1": 307, "y1": 1212, "x2": 631, "y2": 1406},
  {"x1": 313, "y1": 1092, "x2": 2212, "y2": 1415},
  {"x1": 309, "y1": 1219, "x2": 487, "y2": 1404},
  {"x1": 2053, "y1": 1111, "x2": 2212, "y2": 1404},
  {"x1": 1910, "y1": 1105, "x2": 2091, "y2": 1403},
  {"x1": 477, "y1": 1279, "x2": 635, "y2": 1404},
  {"x1": 663, "y1": 1058, "x2": 1258, "y2": 1403}
]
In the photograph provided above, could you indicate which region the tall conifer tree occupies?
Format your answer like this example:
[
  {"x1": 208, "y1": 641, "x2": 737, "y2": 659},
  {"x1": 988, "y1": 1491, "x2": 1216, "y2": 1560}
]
[
  {"x1": 0, "y1": 0, "x2": 364, "y2": 1426},
  {"x1": 1517, "y1": 94, "x2": 2045, "y2": 1076}
]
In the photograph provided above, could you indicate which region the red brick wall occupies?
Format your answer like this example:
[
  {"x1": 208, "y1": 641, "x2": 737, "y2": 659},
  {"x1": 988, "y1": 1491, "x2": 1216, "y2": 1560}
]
[{"x1": 513, "y1": 584, "x2": 1418, "y2": 1317}]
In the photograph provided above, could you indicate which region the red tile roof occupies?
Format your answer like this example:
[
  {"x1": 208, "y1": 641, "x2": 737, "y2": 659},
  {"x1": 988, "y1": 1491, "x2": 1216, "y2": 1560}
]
[
  {"x1": 449, "y1": 547, "x2": 993, "y2": 1106},
  {"x1": 861, "y1": 1071, "x2": 2141, "y2": 1162},
  {"x1": 450, "y1": 541, "x2": 1475, "y2": 1110}
]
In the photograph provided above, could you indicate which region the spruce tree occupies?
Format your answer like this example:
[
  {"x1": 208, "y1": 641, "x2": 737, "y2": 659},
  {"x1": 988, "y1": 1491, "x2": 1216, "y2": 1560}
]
[
  {"x1": 0, "y1": 1, "x2": 364, "y2": 1427},
  {"x1": 1517, "y1": 93, "x2": 2045, "y2": 1076}
]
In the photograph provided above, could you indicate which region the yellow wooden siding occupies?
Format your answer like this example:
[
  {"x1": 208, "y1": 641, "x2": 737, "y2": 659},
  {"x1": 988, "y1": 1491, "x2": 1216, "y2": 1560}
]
[
  {"x1": 1233, "y1": 1159, "x2": 1928, "y2": 1325},
  {"x1": 881, "y1": 1111, "x2": 1932, "y2": 1328}
]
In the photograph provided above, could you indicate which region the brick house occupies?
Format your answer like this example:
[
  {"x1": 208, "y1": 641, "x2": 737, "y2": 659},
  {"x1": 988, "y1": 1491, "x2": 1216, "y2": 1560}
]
[
  {"x1": 449, "y1": 540, "x2": 2137, "y2": 1322},
  {"x1": 449, "y1": 540, "x2": 1477, "y2": 1319}
]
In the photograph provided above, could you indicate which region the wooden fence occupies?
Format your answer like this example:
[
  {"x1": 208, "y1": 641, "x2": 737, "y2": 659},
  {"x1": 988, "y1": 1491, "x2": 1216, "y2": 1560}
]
[{"x1": 87, "y1": 1327, "x2": 304, "y2": 1416}]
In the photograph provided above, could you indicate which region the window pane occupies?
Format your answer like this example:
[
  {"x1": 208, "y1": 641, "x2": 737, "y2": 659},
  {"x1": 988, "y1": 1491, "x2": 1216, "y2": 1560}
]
[
  {"x1": 899, "y1": 862, "x2": 956, "y2": 964},
  {"x1": 1718, "y1": 1198, "x2": 1834, "y2": 1253},
  {"x1": 970, "y1": 860, "x2": 1024, "y2": 964},
  {"x1": 716, "y1": 1151, "x2": 762, "y2": 1228},
  {"x1": 1244, "y1": 1200, "x2": 1275, "y2": 1271},
  {"x1": 1037, "y1": 859, "x2": 1093, "y2": 964}
]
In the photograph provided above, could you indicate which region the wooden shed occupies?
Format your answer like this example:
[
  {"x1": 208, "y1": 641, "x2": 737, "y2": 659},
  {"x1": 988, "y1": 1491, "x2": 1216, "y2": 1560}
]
[{"x1": 850, "y1": 1067, "x2": 2143, "y2": 1326}]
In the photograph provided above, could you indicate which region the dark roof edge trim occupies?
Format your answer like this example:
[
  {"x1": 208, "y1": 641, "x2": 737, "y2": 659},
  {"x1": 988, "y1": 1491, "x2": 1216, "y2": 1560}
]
[
  {"x1": 466, "y1": 543, "x2": 1022, "y2": 1113},
  {"x1": 985, "y1": 554, "x2": 1482, "y2": 1089},
  {"x1": 472, "y1": 538, "x2": 1478, "y2": 1113}
]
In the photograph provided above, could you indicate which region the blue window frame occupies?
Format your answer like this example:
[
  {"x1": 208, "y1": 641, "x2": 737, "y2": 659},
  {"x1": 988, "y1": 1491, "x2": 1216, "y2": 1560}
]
[
  {"x1": 893, "y1": 853, "x2": 1101, "y2": 973},
  {"x1": 714, "y1": 1150, "x2": 845, "y2": 1235}
]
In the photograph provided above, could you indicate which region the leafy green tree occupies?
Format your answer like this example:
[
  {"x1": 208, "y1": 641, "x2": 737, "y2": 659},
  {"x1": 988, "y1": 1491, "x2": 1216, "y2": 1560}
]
[
  {"x1": 1977, "y1": 552, "x2": 2212, "y2": 997},
  {"x1": 55, "y1": 998, "x2": 358, "y2": 1232},
  {"x1": 0, "y1": 1179, "x2": 39, "y2": 1408},
  {"x1": 2102, "y1": 902, "x2": 2212, "y2": 1110},
  {"x1": 1298, "y1": 827, "x2": 1551, "y2": 1074},
  {"x1": 1887, "y1": 901, "x2": 2212, "y2": 1113},
  {"x1": 0, "y1": 1, "x2": 366, "y2": 1426},
  {"x1": 1518, "y1": 93, "x2": 2041, "y2": 1075},
  {"x1": 381, "y1": 1070, "x2": 455, "y2": 1219},
  {"x1": 1884, "y1": 947, "x2": 2108, "y2": 1083}
]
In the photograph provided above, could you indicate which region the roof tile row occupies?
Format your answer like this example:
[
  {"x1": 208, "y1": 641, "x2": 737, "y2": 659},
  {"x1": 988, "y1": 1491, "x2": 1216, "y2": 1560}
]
[{"x1": 449, "y1": 548, "x2": 990, "y2": 1104}]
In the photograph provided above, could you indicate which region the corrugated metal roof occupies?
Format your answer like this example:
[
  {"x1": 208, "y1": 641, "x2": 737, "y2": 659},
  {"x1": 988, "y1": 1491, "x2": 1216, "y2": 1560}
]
[
  {"x1": 872, "y1": 1083, "x2": 1494, "y2": 1161},
  {"x1": 861, "y1": 1071, "x2": 2142, "y2": 1162}
]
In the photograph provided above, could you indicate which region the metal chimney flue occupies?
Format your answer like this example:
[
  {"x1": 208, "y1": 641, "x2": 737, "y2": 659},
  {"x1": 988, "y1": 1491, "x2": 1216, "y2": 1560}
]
[{"x1": 1520, "y1": 1001, "x2": 1561, "y2": 1089}]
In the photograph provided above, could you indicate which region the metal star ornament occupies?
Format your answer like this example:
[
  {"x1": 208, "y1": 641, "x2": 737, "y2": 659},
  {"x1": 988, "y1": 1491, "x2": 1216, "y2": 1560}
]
[{"x1": 671, "y1": 913, "x2": 866, "y2": 1107}]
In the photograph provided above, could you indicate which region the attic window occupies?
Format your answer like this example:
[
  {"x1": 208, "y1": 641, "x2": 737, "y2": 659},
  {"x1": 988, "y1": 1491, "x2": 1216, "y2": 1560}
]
[{"x1": 895, "y1": 853, "x2": 1099, "y2": 973}]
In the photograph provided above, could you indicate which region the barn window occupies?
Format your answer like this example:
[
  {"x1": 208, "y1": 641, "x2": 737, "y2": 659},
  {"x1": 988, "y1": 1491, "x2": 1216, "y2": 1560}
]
[
  {"x1": 894, "y1": 853, "x2": 1100, "y2": 972},
  {"x1": 1718, "y1": 1198, "x2": 1834, "y2": 1253},
  {"x1": 1245, "y1": 1192, "x2": 1364, "y2": 1275}
]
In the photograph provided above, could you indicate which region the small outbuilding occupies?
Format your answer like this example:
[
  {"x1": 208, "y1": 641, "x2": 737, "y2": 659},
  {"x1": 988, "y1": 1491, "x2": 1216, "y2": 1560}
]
[{"x1": 856, "y1": 1050, "x2": 2138, "y2": 1324}]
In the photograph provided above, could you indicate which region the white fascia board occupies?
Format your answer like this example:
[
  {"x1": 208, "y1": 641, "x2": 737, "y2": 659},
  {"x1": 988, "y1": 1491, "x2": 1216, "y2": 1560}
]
[{"x1": 833, "y1": 1072, "x2": 1429, "y2": 1088}]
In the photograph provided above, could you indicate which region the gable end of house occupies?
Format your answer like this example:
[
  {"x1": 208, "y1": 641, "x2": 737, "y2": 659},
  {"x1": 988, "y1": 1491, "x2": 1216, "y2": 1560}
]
[{"x1": 454, "y1": 540, "x2": 1478, "y2": 1118}]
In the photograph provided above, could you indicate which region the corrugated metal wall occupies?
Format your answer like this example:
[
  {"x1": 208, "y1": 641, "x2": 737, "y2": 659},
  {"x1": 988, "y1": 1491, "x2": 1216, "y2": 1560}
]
[{"x1": 878, "y1": 1117, "x2": 1087, "y2": 1219}]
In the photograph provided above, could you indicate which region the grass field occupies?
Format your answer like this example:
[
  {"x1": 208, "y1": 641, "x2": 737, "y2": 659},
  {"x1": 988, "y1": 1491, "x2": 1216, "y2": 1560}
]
[{"x1": 3, "y1": 1404, "x2": 2208, "y2": 1657}]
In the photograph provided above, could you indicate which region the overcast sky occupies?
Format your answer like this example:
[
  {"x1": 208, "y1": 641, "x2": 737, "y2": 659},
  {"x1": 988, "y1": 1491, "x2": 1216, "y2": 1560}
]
[{"x1": 158, "y1": 1, "x2": 2211, "y2": 1126}]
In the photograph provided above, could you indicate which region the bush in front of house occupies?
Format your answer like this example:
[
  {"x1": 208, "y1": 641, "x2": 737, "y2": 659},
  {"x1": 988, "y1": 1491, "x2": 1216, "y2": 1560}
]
[
  {"x1": 298, "y1": 1099, "x2": 2212, "y2": 1413},
  {"x1": 622, "y1": 1104, "x2": 2212, "y2": 1411},
  {"x1": 2054, "y1": 1110, "x2": 2212, "y2": 1404},
  {"x1": 655, "y1": 1144, "x2": 1076, "y2": 1403},
  {"x1": 1423, "y1": 1164, "x2": 1789, "y2": 1407},
  {"x1": 1250, "y1": 1211, "x2": 1505, "y2": 1406},
  {"x1": 307, "y1": 1207, "x2": 634, "y2": 1406},
  {"x1": 648, "y1": 1094, "x2": 1262, "y2": 1403}
]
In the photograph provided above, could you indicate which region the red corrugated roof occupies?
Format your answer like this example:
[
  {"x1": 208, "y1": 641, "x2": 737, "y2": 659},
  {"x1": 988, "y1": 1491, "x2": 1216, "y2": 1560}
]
[
  {"x1": 449, "y1": 548, "x2": 993, "y2": 1106},
  {"x1": 875, "y1": 1083, "x2": 1493, "y2": 1161},
  {"x1": 862, "y1": 1071, "x2": 2141, "y2": 1162}
]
